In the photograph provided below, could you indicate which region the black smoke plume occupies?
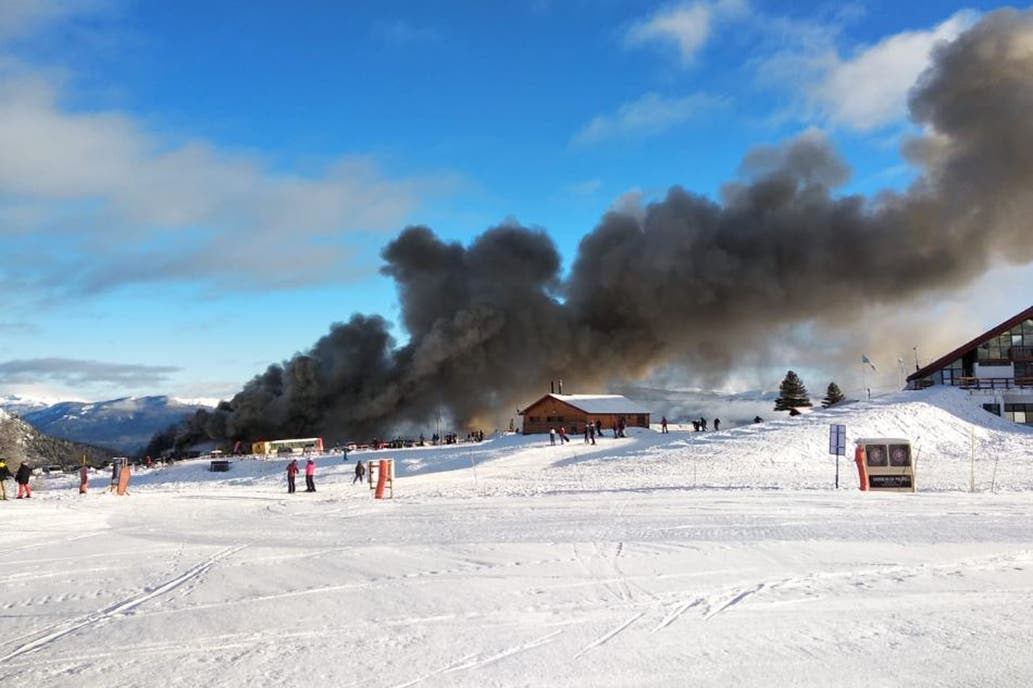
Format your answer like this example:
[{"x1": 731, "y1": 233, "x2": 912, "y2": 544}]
[{"x1": 149, "y1": 10, "x2": 1033, "y2": 454}]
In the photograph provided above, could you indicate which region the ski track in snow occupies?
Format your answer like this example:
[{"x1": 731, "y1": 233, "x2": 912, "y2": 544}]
[
  {"x1": 0, "y1": 545, "x2": 246, "y2": 664},
  {"x1": 573, "y1": 612, "x2": 645, "y2": 658}
]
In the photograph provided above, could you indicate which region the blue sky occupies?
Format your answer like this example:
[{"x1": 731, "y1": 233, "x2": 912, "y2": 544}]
[{"x1": 0, "y1": 0, "x2": 1028, "y2": 402}]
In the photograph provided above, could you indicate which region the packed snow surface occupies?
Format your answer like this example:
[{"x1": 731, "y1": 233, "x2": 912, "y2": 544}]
[{"x1": 2, "y1": 388, "x2": 1032, "y2": 687}]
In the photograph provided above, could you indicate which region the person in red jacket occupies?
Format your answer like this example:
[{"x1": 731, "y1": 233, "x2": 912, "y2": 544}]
[
  {"x1": 304, "y1": 458, "x2": 316, "y2": 493},
  {"x1": 286, "y1": 459, "x2": 298, "y2": 494}
]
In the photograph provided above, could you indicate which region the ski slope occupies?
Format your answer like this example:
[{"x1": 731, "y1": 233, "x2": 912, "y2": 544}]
[{"x1": 2, "y1": 387, "x2": 1032, "y2": 687}]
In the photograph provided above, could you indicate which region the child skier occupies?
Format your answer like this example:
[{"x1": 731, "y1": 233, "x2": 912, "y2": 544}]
[{"x1": 353, "y1": 459, "x2": 366, "y2": 485}]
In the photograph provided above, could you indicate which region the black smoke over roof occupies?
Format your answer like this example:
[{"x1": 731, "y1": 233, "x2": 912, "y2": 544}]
[{"x1": 156, "y1": 10, "x2": 1033, "y2": 449}]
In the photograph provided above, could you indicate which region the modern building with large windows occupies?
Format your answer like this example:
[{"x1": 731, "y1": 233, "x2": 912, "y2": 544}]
[{"x1": 907, "y1": 304, "x2": 1033, "y2": 425}]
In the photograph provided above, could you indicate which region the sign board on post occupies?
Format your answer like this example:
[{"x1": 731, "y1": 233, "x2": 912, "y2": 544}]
[{"x1": 829, "y1": 424, "x2": 846, "y2": 489}]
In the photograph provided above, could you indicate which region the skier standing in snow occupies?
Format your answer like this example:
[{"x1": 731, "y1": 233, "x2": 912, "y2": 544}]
[
  {"x1": 15, "y1": 462, "x2": 32, "y2": 499},
  {"x1": 353, "y1": 459, "x2": 366, "y2": 485},
  {"x1": 0, "y1": 458, "x2": 10, "y2": 500},
  {"x1": 549, "y1": 428, "x2": 556, "y2": 446},
  {"x1": 714, "y1": 418, "x2": 721, "y2": 431},
  {"x1": 661, "y1": 416, "x2": 668, "y2": 433},
  {"x1": 558, "y1": 426, "x2": 570, "y2": 443},
  {"x1": 305, "y1": 458, "x2": 316, "y2": 492},
  {"x1": 583, "y1": 425, "x2": 590, "y2": 444},
  {"x1": 588, "y1": 423, "x2": 596, "y2": 445},
  {"x1": 286, "y1": 459, "x2": 298, "y2": 494},
  {"x1": 700, "y1": 417, "x2": 707, "y2": 432}
]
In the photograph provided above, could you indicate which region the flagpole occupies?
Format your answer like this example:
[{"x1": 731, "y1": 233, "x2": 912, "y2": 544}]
[{"x1": 861, "y1": 358, "x2": 867, "y2": 401}]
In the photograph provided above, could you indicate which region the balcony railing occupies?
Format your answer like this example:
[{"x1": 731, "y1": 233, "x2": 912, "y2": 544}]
[{"x1": 958, "y1": 377, "x2": 1033, "y2": 390}]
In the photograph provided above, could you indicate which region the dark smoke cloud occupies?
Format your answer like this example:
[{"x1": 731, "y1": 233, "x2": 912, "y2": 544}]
[{"x1": 159, "y1": 10, "x2": 1033, "y2": 450}]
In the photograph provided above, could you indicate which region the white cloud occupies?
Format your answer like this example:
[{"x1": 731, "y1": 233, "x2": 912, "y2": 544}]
[
  {"x1": 0, "y1": 0, "x2": 104, "y2": 43},
  {"x1": 765, "y1": 11, "x2": 979, "y2": 131},
  {"x1": 624, "y1": 0, "x2": 749, "y2": 64},
  {"x1": 572, "y1": 91, "x2": 725, "y2": 145},
  {"x1": 0, "y1": 73, "x2": 455, "y2": 296}
]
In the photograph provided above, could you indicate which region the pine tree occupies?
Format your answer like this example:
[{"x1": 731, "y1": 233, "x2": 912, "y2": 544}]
[
  {"x1": 822, "y1": 382, "x2": 845, "y2": 408},
  {"x1": 774, "y1": 370, "x2": 812, "y2": 412}
]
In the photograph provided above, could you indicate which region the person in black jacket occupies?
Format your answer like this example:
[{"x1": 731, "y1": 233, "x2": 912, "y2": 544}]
[
  {"x1": 15, "y1": 462, "x2": 32, "y2": 499},
  {"x1": 0, "y1": 458, "x2": 10, "y2": 500}
]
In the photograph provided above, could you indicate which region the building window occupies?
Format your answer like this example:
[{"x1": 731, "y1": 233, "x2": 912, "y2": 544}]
[
  {"x1": 982, "y1": 403, "x2": 1001, "y2": 416},
  {"x1": 1005, "y1": 403, "x2": 1033, "y2": 425},
  {"x1": 979, "y1": 334, "x2": 1010, "y2": 362},
  {"x1": 940, "y1": 358, "x2": 963, "y2": 385}
]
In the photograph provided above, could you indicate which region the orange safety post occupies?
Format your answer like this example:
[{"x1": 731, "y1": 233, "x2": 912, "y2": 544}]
[
  {"x1": 116, "y1": 465, "x2": 131, "y2": 496},
  {"x1": 79, "y1": 459, "x2": 89, "y2": 495},
  {"x1": 854, "y1": 445, "x2": 868, "y2": 491},
  {"x1": 374, "y1": 459, "x2": 388, "y2": 499}
]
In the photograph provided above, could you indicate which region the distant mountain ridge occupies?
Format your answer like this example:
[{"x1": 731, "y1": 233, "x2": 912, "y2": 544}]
[
  {"x1": 0, "y1": 408, "x2": 116, "y2": 467},
  {"x1": 0, "y1": 394, "x2": 52, "y2": 418},
  {"x1": 1, "y1": 396, "x2": 215, "y2": 455}
]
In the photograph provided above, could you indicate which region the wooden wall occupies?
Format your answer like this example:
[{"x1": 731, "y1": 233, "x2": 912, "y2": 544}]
[{"x1": 520, "y1": 397, "x2": 650, "y2": 434}]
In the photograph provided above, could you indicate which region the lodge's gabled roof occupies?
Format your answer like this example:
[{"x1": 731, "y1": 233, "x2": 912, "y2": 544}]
[
  {"x1": 520, "y1": 393, "x2": 650, "y2": 415},
  {"x1": 907, "y1": 304, "x2": 1033, "y2": 382}
]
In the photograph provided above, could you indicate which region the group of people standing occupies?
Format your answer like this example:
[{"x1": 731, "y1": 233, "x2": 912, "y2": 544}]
[
  {"x1": 285, "y1": 458, "x2": 317, "y2": 494},
  {"x1": 285, "y1": 457, "x2": 374, "y2": 493},
  {"x1": 549, "y1": 418, "x2": 626, "y2": 446},
  {"x1": 0, "y1": 459, "x2": 34, "y2": 500},
  {"x1": 690, "y1": 417, "x2": 720, "y2": 432},
  {"x1": 661, "y1": 416, "x2": 723, "y2": 433}
]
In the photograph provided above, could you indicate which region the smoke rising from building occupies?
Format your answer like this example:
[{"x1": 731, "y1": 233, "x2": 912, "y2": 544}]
[{"x1": 158, "y1": 10, "x2": 1033, "y2": 450}]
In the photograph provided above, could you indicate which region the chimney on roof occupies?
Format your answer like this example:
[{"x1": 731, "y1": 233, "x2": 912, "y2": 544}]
[{"x1": 558, "y1": 379, "x2": 563, "y2": 394}]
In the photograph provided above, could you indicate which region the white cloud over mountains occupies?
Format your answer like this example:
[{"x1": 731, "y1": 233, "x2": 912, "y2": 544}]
[
  {"x1": 0, "y1": 357, "x2": 179, "y2": 387},
  {"x1": 0, "y1": 9, "x2": 451, "y2": 299}
]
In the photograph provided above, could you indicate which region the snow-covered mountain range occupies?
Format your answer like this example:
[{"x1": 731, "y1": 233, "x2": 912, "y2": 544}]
[{"x1": 0, "y1": 396, "x2": 216, "y2": 455}]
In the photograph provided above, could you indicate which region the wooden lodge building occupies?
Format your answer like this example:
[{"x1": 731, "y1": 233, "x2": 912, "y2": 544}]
[{"x1": 519, "y1": 393, "x2": 651, "y2": 435}]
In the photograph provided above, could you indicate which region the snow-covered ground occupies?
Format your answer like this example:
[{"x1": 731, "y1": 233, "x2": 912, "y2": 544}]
[{"x1": 2, "y1": 387, "x2": 1032, "y2": 687}]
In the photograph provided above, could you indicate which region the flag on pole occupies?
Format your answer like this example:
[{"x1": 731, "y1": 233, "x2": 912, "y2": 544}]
[{"x1": 862, "y1": 354, "x2": 877, "y2": 372}]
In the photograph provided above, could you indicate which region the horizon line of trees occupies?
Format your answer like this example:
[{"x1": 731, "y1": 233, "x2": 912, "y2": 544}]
[{"x1": 774, "y1": 371, "x2": 845, "y2": 415}]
